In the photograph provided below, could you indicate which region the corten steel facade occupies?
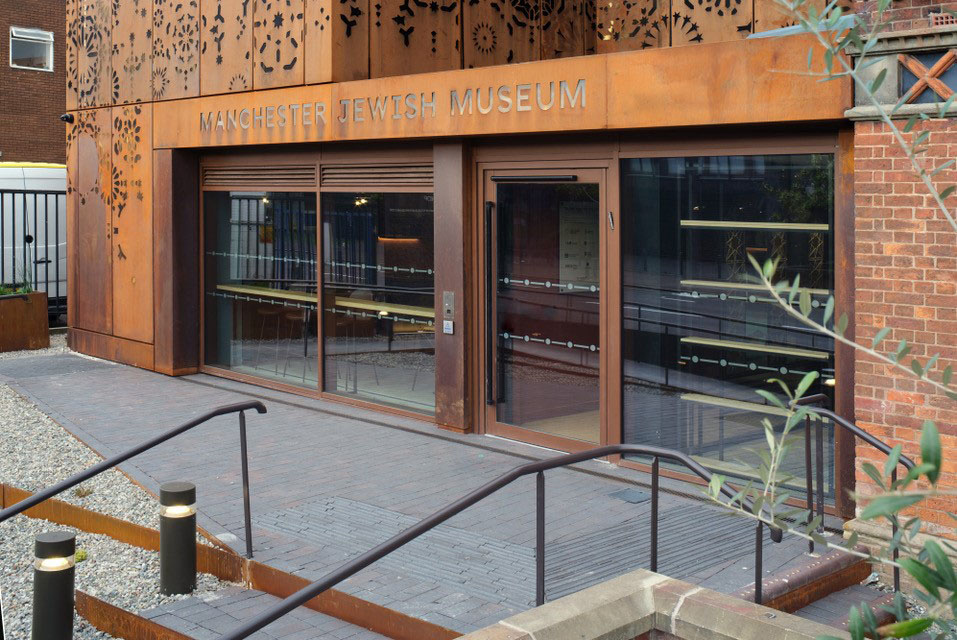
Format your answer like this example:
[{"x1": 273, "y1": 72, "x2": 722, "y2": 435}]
[
  {"x1": 0, "y1": 0, "x2": 66, "y2": 163},
  {"x1": 63, "y1": 0, "x2": 954, "y2": 534}
]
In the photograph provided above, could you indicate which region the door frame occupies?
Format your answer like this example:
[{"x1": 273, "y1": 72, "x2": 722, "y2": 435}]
[{"x1": 476, "y1": 161, "x2": 617, "y2": 453}]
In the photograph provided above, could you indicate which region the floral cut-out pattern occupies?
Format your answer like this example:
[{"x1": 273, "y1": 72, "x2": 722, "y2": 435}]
[
  {"x1": 254, "y1": 0, "x2": 305, "y2": 87},
  {"x1": 112, "y1": 0, "x2": 152, "y2": 103},
  {"x1": 371, "y1": 0, "x2": 460, "y2": 77},
  {"x1": 464, "y1": 0, "x2": 539, "y2": 68},
  {"x1": 153, "y1": 0, "x2": 200, "y2": 99},
  {"x1": 202, "y1": 0, "x2": 253, "y2": 94}
]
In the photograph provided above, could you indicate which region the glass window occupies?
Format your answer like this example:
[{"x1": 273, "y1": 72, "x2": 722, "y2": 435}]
[
  {"x1": 10, "y1": 27, "x2": 54, "y2": 71},
  {"x1": 203, "y1": 191, "x2": 318, "y2": 389},
  {"x1": 321, "y1": 192, "x2": 436, "y2": 414},
  {"x1": 620, "y1": 154, "x2": 836, "y2": 499}
]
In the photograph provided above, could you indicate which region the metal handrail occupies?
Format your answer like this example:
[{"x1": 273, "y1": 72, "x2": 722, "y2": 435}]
[
  {"x1": 792, "y1": 394, "x2": 914, "y2": 591},
  {"x1": 215, "y1": 443, "x2": 781, "y2": 640},
  {"x1": 0, "y1": 400, "x2": 267, "y2": 558}
]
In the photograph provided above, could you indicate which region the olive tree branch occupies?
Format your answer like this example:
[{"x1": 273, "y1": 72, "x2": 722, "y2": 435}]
[
  {"x1": 711, "y1": 497, "x2": 890, "y2": 565},
  {"x1": 755, "y1": 269, "x2": 954, "y2": 397},
  {"x1": 777, "y1": 0, "x2": 957, "y2": 236}
]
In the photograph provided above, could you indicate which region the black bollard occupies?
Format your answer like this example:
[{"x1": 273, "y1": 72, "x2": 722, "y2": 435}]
[
  {"x1": 32, "y1": 530, "x2": 76, "y2": 640},
  {"x1": 159, "y1": 481, "x2": 197, "y2": 595}
]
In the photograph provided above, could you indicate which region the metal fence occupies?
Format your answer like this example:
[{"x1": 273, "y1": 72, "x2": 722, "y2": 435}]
[{"x1": 0, "y1": 189, "x2": 67, "y2": 318}]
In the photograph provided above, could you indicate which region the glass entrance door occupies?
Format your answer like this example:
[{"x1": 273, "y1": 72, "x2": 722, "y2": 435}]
[{"x1": 484, "y1": 169, "x2": 606, "y2": 449}]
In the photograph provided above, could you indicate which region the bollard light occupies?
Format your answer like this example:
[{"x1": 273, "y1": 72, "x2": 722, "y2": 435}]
[
  {"x1": 32, "y1": 530, "x2": 76, "y2": 640},
  {"x1": 159, "y1": 481, "x2": 197, "y2": 595}
]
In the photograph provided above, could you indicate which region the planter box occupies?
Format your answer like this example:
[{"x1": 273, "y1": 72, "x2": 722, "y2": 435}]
[{"x1": 0, "y1": 291, "x2": 50, "y2": 352}]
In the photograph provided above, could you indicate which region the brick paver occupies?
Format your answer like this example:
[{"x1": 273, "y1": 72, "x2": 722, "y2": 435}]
[{"x1": 3, "y1": 354, "x2": 813, "y2": 634}]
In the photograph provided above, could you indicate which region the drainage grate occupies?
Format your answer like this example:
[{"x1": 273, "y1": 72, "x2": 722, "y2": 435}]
[
  {"x1": 545, "y1": 503, "x2": 767, "y2": 599},
  {"x1": 257, "y1": 497, "x2": 771, "y2": 609},
  {"x1": 608, "y1": 488, "x2": 651, "y2": 504}
]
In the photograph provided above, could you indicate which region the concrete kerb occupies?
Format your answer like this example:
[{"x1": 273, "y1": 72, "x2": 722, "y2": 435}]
[{"x1": 458, "y1": 569, "x2": 850, "y2": 640}]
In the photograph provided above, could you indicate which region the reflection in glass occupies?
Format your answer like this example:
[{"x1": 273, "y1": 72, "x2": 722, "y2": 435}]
[
  {"x1": 620, "y1": 155, "x2": 836, "y2": 498},
  {"x1": 494, "y1": 182, "x2": 600, "y2": 444},
  {"x1": 204, "y1": 191, "x2": 318, "y2": 389},
  {"x1": 322, "y1": 193, "x2": 435, "y2": 414}
]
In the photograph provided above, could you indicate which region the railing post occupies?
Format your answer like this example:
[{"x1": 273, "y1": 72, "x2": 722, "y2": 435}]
[
  {"x1": 804, "y1": 413, "x2": 814, "y2": 554},
  {"x1": 651, "y1": 457, "x2": 659, "y2": 573},
  {"x1": 239, "y1": 410, "x2": 254, "y2": 559},
  {"x1": 891, "y1": 467, "x2": 900, "y2": 592},
  {"x1": 815, "y1": 417, "x2": 825, "y2": 534},
  {"x1": 536, "y1": 470, "x2": 545, "y2": 607},
  {"x1": 754, "y1": 521, "x2": 763, "y2": 604}
]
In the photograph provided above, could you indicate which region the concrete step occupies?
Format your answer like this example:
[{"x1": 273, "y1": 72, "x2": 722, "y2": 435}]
[
  {"x1": 140, "y1": 586, "x2": 391, "y2": 640},
  {"x1": 792, "y1": 584, "x2": 896, "y2": 631}
]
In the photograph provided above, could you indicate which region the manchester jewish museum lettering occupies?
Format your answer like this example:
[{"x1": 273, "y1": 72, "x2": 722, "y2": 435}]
[{"x1": 199, "y1": 79, "x2": 587, "y2": 132}]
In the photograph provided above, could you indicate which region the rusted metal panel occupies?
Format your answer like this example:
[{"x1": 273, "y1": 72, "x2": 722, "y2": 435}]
[
  {"x1": 153, "y1": 0, "x2": 201, "y2": 100},
  {"x1": 0, "y1": 293, "x2": 49, "y2": 352},
  {"x1": 595, "y1": 0, "x2": 668, "y2": 52},
  {"x1": 75, "y1": 0, "x2": 114, "y2": 108},
  {"x1": 304, "y1": 0, "x2": 371, "y2": 83},
  {"x1": 72, "y1": 108, "x2": 114, "y2": 335},
  {"x1": 110, "y1": 104, "x2": 155, "y2": 345},
  {"x1": 253, "y1": 0, "x2": 306, "y2": 89},
  {"x1": 66, "y1": 0, "x2": 80, "y2": 111},
  {"x1": 113, "y1": 0, "x2": 154, "y2": 104},
  {"x1": 67, "y1": 328, "x2": 155, "y2": 369},
  {"x1": 463, "y1": 0, "x2": 541, "y2": 68},
  {"x1": 671, "y1": 0, "x2": 754, "y2": 45},
  {"x1": 370, "y1": 0, "x2": 462, "y2": 78},
  {"x1": 732, "y1": 545, "x2": 872, "y2": 613},
  {"x1": 202, "y1": 0, "x2": 254, "y2": 94},
  {"x1": 541, "y1": 0, "x2": 587, "y2": 58},
  {"x1": 153, "y1": 37, "x2": 849, "y2": 150},
  {"x1": 76, "y1": 590, "x2": 194, "y2": 640}
]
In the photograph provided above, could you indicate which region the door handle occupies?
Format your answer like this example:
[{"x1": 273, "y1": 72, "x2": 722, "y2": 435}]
[
  {"x1": 485, "y1": 200, "x2": 494, "y2": 406},
  {"x1": 607, "y1": 211, "x2": 615, "y2": 231}
]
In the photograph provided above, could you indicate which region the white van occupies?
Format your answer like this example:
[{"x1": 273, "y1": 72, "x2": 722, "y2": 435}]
[{"x1": 0, "y1": 162, "x2": 68, "y2": 321}]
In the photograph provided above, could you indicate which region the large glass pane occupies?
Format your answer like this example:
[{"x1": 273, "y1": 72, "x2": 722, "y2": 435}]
[
  {"x1": 495, "y1": 182, "x2": 600, "y2": 444},
  {"x1": 204, "y1": 191, "x2": 319, "y2": 389},
  {"x1": 620, "y1": 155, "x2": 836, "y2": 499},
  {"x1": 322, "y1": 192, "x2": 435, "y2": 414}
]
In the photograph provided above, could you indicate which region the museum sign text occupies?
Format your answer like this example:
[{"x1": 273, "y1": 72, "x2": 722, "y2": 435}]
[{"x1": 199, "y1": 79, "x2": 587, "y2": 132}]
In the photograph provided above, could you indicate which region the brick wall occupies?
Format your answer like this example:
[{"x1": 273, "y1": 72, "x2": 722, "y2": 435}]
[
  {"x1": 855, "y1": 0, "x2": 957, "y2": 32},
  {"x1": 853, "y1": 117, "x2": 957, "y2": 534},
  {"x1": 0, "y1": 0, "x2": 66, "y2": 164}
]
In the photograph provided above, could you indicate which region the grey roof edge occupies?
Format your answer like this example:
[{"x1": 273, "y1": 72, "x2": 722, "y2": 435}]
[
  {"x1": 845, "y1": 102, "x2": 957, "y2": 121},
  {"x1": 852, "y1": 24, "x2": 957, "y2": 55}
]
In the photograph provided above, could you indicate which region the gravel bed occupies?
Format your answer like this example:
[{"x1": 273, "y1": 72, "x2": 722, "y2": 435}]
[
  {"x1": 0, "y1": 514, "x2": 231, "y2": 639},
  {"x1": 0, "y1": 383, "x2": 162, "y2": 530},
  {"x1": 0, "y1": 332, "x2": 69, "y2": 360}
]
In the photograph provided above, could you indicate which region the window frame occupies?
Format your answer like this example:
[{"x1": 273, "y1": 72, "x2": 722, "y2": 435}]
[{"x1": 9, "y1": 26, "x2": 55, "y2": 72}]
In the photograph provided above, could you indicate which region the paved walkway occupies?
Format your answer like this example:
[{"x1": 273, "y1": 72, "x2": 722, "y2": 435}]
[
  {"x1": 1, "y1": 353, "x2": 816, "y2": 634},
  {"x1": 141, "y1": 586, "x2": 389, "y2": 640}
]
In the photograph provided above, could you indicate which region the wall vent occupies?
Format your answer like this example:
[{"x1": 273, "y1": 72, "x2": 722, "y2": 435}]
[
  {"x1": 931, "y1": 12, "x2": 957, "y2": 27},
  {"x1": 320, "y1": 164, "x2": 434, "y2": 189},
  {"x1": 201, "y1": 165, "x2": 317, "y2": 189}
]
